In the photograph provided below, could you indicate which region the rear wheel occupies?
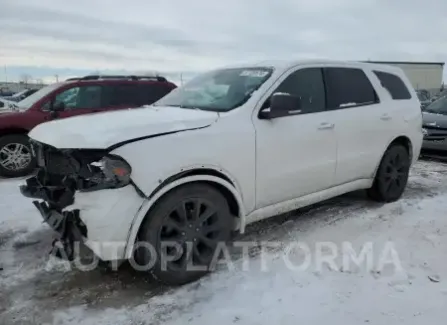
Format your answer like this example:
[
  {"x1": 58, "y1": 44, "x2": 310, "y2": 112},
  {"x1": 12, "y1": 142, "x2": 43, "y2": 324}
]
[
  {"x1": 367, "y1": 144, "x2": 410, "y2": 202},
  {"x1": 135, "y1": 183, "x2": 233, "y2": 285},
  {"x1": 0, "y1": 134, "x2": 36, "y2": 178}
]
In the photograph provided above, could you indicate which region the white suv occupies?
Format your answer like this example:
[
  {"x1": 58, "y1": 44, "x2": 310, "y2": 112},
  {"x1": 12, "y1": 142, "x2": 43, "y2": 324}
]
[{"x1": 20, "y1": 60, "x2": 423, "y2": 285}]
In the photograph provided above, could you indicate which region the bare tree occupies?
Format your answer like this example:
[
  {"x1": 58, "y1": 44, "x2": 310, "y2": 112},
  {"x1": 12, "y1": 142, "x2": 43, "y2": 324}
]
[{"x1": 19, "y1": 74, "x2": 32, "y2": 85}]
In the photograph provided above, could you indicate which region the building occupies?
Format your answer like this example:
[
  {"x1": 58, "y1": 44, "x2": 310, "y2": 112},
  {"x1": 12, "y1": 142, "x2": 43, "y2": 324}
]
[{"x1": 365, "y1": 61, "x2": 445, "y2": 96}]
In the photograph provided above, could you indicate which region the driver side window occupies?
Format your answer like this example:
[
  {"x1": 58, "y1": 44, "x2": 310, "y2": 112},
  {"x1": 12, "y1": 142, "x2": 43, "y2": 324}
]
[
  {"x1": 263, "y1": 68, "x2": 326, "y2": 114},
  {"x1": 54, "y1": 86, "x2": 102, "y2": 110}
]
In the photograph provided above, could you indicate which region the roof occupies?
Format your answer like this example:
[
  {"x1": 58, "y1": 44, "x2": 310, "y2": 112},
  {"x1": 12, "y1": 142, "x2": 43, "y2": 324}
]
[
  {"x1": 219, "y1": 59, "x2": 407, "y2": 74},
  {"x1": 364, "y1": 60, "x2": 445, "y2": 66}
]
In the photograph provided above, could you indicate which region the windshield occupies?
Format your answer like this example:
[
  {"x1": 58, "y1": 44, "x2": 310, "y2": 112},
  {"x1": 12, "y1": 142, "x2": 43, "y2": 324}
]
[
  {"x1": 17, "y1": 83, "x2": 63, "y2": 110},
  {"x1": 424, "y1": 96, "x2": 447, "y2": 114},
  {"x1": 154, "y1": 67, "x2": 273, "y2": 111}
]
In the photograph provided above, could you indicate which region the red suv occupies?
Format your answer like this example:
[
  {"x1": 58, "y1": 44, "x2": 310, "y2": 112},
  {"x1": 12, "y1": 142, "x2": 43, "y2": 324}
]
[{"x1": 0, "y1": 75, "x2": 176, "y2": 178}]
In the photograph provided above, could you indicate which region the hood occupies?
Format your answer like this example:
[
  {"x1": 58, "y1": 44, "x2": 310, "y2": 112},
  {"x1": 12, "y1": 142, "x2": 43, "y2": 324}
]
[
  {"x1": 0, "y1": 100, "x2": 19, "y2": 112},
  {"x1": 422, "y1": 112, "x2": 447, "y2": 130},
  {"x1": 29, "y1": 106, "x2": 219, "y2": 149}
]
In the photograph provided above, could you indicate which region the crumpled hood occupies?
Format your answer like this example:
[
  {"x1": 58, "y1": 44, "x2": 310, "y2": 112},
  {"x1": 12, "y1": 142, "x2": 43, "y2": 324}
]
[{"x1": 29, "y1": 106, "x2": 219, "y2": 149}]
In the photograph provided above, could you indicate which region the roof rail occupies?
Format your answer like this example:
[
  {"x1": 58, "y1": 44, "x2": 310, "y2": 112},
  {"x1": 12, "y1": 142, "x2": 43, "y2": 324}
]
[{"x1": 77, "y1": 74, "x2": 168, "y2": 82}]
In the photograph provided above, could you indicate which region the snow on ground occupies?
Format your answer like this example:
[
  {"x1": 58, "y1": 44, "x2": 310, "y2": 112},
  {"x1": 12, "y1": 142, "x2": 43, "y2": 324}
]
[{"x1": 1, "y1": 160, "x2": 447, "y2": 324}]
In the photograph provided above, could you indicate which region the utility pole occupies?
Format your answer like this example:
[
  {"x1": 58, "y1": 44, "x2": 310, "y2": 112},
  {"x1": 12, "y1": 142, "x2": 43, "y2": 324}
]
[
  {"x1": 4, "y1": 65, "x2": 6, "y2": 83},
  {"x1": 55, "y1": 74, "x2": 59, "y2": 82},
  {"x1": 180, "y1": 73, "x2": 183, "y2": 86}
]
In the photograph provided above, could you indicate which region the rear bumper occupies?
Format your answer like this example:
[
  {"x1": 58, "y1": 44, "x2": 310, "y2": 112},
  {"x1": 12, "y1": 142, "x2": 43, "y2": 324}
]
[
  {"x1": 421, "y1": 140, "x2": 447, "y2": 159},
  {"x1": 422, "y1": 139, "x2": 447, "y2": 151},
  {"x1": 21, "y1": 179, "x2": 146, "y2": 261}
]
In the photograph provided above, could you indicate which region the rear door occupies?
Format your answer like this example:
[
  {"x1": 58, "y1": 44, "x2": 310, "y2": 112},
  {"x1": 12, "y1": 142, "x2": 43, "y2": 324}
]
[
  {"x1": 324, "y1": 67, "x2": 391, "y2": 184},
  {"x1": 101, "y1": 83, "x2": 140, "y2": 111},
  {"x1": 137, "y1": 83, "x2": 176, "y2": 105},
  {"x1": 100, "y1": 82, "x2": 176, "y2": 111}
]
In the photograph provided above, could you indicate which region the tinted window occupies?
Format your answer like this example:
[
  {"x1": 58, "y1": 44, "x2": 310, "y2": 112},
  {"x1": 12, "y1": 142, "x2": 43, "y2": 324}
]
[
  {"x1": 424, "y1": 96, "x2": 447, "y2": 115},
  {"x1": 324, "y1": 68, "x2": 378, "y2": 109},
  {"x1": 139, "y1": 84, "x2": 174, "y2": 105},
  {"x1": 54, "y1": 86, "x2": 102, "y2": 109},
  {"x1": 104, "y1": 84, "x2": 140, "y2": 107},
  {"x1": 374, "y1": 71, "x2": 411, "y2": 100},
  {"x1": 272, "y1": 68, "x2": 326, "y2": 113}
]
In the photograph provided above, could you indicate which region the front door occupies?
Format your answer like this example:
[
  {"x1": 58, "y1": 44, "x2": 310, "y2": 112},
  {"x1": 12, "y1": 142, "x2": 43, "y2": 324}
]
[
  {"x1": 51, "y1": 85, "x2": 104, "y2": 119},
  {"x1": 253, "y1": 67, "x2": 337, "y2": 208}
]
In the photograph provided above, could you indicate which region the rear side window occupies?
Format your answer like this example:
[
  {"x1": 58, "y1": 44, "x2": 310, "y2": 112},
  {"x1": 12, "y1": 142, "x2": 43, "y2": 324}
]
[
  {"x1": 373, "y1": 71, "x2": 412, "y2": 100},
  {"x1": 104, "y1": 84, "x2": 140, "y2": 107},
  {"x1": 324, "y1": 67, "x2": 378, "y2": 109},
  {"x1": 138, "y1": 84, "x2": 174, "y2": 105}
]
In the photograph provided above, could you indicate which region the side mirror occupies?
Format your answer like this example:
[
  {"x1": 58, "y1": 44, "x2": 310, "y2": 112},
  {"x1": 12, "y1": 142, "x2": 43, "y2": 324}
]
[
  {"x1": 52, "y1": 101, "x2": 65, "y2": 112},
  {"x1": 259, "y1": 92, "x2": 302, "y2": 119}
]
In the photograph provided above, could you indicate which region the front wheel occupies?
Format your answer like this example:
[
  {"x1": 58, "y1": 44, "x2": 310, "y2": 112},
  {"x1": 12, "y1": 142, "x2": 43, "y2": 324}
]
[
  {"x1": 0, "y1": 134, "x2": 36, "y2": 178},
  {"x1": 134, "y1": 183, "x2": 233, "y2": 285},
  {"x1": 367, "y1": 144, "x2": 410, "y2": 202}
]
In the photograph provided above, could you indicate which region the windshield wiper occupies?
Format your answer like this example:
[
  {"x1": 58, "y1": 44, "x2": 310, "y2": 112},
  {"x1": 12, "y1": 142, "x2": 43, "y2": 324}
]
[{"x1": 161, "y1": 104, "x2": 203, "y2": 110}]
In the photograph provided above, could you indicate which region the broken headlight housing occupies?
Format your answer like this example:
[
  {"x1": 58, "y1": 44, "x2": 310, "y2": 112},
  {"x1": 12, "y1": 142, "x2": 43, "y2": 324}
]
[{"x1": 80, "y1": 155, "x2": 132, "y2": 192}]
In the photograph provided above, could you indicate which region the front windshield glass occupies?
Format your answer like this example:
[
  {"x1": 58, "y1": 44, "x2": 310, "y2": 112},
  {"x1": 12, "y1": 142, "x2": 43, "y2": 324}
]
[
  {"x1": 17, "y1": 83, "x2": 63, "y2": 110},
  {"x1": 154, "y1": 67, "x2": 273, "y2": 111},
  {"x1": 424, "y1": 96, "x2": 447, "y2": 114}
]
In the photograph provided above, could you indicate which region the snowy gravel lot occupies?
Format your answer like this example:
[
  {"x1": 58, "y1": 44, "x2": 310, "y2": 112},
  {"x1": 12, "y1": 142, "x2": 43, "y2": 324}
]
[{"x1": 1, "y1": 160, "x2": 447, "y2": 324}]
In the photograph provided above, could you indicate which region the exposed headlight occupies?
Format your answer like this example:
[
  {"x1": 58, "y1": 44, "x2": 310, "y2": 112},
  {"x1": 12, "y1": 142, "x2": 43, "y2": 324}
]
[{"x1": 84, "y1": 155, "x2": 132, "y2": 191}]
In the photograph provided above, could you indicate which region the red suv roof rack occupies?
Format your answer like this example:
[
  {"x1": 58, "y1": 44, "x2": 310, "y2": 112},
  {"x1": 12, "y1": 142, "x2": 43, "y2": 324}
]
[{"x1": 66, "y1": 75, "x2": 168, "y2": 82}]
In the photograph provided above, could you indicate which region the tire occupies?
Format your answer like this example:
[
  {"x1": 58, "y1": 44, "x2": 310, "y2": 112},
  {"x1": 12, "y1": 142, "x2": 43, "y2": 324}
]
[
  {"x1": 367, "y1": 144, "x2": 410, "y2": 202},
  {"x1": 0, "y1": 134, "x2": 36, "y2": 178},
  {"x1": 134, "y1": 183, "x2": 233, "y2": 285}
]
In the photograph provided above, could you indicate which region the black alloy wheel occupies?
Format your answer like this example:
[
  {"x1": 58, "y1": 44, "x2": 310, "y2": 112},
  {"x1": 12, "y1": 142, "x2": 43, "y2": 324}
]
[
  {"x1": 368, "y1": 144, "x2": 410, "y2": 202},
  {"x1": 135, "y1": 183, "x2": 233, "y2": 285}
]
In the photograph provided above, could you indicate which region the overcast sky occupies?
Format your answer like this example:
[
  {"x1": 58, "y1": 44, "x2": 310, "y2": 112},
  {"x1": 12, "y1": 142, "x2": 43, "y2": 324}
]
[{"x1": 1, "y1": 0, "x2": 446, "y2": 84}]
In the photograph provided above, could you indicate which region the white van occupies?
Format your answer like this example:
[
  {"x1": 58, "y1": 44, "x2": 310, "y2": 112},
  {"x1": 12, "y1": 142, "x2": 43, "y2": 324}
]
[{"x1": 21, "y1": 60, "x2": 423, "y2": 285}]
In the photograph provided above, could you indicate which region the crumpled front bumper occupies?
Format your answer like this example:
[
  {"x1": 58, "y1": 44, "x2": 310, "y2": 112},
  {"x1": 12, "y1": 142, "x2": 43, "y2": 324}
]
[
  {"x1": 20, "y1": 175, "x2": 146, "y2": 261},
  {"x1": 32, "y1": 200, "x2": 86, "y2": 260}
]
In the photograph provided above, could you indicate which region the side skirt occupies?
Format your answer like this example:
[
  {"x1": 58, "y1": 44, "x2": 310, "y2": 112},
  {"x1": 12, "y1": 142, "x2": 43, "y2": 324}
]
[{"x1": 244, "y1": 179, "x2": 373, "y2": 225}]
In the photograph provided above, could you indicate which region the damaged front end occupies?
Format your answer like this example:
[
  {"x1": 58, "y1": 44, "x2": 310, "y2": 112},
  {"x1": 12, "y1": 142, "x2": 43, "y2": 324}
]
[{"x1": 20, "y1": 140, "x2": 134, "y2": 260}]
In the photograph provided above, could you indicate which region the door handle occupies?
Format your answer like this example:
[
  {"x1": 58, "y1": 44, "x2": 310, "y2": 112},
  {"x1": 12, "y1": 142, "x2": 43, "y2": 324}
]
[
  {"x1": 380, "y1": 114, "x2": 392, "y2": 121},
  {"x1": 318, "y1": 122, "x2": 335, "y2": 130}
]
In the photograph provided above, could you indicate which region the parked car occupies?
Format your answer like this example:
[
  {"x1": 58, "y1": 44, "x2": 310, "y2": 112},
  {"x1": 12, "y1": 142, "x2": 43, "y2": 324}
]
[
  {"x1": 0, "y1": 74, "x2": 176, "y2": 178},
  {"x1": 0, "y1": 98, "x2": 19, "y2": 111},
  {"x1": 2, "y1": 88, "x2": 39, "y2": 102},
  {"x1": 0, "y1": 87, "x2": 15, "y2": 97},
  {"x1": 20, "y1": 60, "x2": 423, "y2": 285},
  {"x1": 421, "y1": 96, "x2": 447, "y2": 158},
  {"x1": 416, "y1": 89, "x2": 432, "y2": 109}
]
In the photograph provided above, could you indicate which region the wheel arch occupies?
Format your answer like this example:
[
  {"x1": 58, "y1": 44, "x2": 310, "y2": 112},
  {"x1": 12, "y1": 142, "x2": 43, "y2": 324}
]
[
  {"x1": 0, "y1": 128, "x2": 29, "y2": 137},
  {"x1": 124, "y1": 172, "x2": 246, "y2": 259},
  {"x1": 373, "y1": 135, "x2": 413, "y2": 178},
  {"x1": 388, "y1": 136, "x2": 413, "y2": 161}
]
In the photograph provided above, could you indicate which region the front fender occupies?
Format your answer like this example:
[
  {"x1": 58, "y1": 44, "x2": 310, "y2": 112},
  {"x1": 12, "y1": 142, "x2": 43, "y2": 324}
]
[
  {"x1": 110, "y1": 125, "x2": 256, "y2": 215},
  {"x1": 123, "y1": 175, "x2": 246, "y2": 259}
]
